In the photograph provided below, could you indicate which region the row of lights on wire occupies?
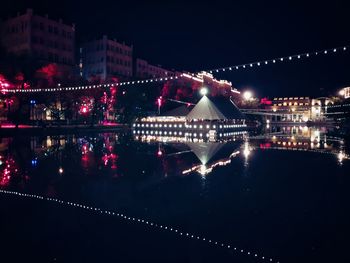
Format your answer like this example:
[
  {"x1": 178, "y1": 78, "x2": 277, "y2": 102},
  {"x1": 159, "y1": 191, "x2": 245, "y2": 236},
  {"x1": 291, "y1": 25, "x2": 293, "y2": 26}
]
[
  {"x1": 1, "y1": 45, "x2": 348, "y2": 94},
  {"x1": 206, "y1": 46, "x2": 348, "y2": 74}
]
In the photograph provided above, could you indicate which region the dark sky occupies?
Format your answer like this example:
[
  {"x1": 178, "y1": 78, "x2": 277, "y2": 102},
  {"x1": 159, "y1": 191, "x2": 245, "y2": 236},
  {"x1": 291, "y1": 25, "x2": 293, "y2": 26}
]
[{"x1": 1, "y1": 0, "x2": 350, "y2": 97}]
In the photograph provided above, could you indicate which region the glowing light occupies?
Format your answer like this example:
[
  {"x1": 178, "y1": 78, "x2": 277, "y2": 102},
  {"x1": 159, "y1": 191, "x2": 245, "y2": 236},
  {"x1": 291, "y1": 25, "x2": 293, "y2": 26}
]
[
  {"x1": 338, "y1": 151, "x2": 345, "y2": 164},
  {"x1": 200, "y1": 87, "x2": 208, "y2": 96},
  {"x1": 243, "y1": 91, "x2": 253, "y2": 101},
  {"x1": 243, "y1": 142, "x2": 251, "y2": 159},
  {"x1": 58, "y1": 167, "x2": 64, "y2": 174}
]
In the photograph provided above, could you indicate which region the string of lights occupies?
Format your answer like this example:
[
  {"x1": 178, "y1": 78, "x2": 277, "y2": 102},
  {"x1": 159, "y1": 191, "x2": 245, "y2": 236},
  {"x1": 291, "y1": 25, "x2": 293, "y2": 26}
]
[
  {"x1": 167, "y1": 98, "x2": 196, "y2": 106},
  {"x1": 206, "y1": 45, "x2": 349, "y2": 74},
  {"x1": 0, "y1": 189, "x2": 279, "y2": 263},
  {"x1": 1, "y1": 45, "x2": 348, "y2": 94},
  {"x1": 1, "y1": 75, "x2": 181, "y2": 94}
]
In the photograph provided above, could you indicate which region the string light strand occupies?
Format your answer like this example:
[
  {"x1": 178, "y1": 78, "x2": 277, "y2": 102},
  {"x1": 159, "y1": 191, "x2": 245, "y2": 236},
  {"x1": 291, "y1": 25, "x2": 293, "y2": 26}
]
[
  {"x1": 206, "y1": 45, "x2": 349, "y2": 74},
  {"x1": 0, "y1": 189, "x2": 279, "y2": 263},
  {"x1": 2, "y1": 45, "x2": 348, "y2": 93}
]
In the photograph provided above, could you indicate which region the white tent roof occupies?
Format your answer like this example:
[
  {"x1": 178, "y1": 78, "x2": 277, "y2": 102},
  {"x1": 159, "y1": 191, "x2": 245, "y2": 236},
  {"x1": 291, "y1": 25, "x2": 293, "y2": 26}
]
[{"x1": 186, "y1": 96, "x2": 226, "y2": 120}]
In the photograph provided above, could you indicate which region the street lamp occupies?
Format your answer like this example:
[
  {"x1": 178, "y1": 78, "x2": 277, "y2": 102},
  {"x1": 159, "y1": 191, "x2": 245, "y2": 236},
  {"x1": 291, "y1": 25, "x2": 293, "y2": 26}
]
[
  {"x1": 243, "y1": 91, "x2": 253, "y2": 101},
  {"x1": 200, "y1": 87, "x2": 208, "y2": 96},
  {"x1": 157, "y1": 96, "x2": 162, "y2": 115}
]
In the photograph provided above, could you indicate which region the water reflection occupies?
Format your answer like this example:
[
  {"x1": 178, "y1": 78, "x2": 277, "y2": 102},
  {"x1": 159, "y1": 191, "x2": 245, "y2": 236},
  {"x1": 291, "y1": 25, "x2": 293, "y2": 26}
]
[
  {"x1": 255, "y1": 125, "x2": 348, "y2": 162},
  {"x1": 0, "y1": 126, "x2": 348, "y2": 190},
  {"x1": 0, "y1": 126, "x2": 349, "y2": 263}
]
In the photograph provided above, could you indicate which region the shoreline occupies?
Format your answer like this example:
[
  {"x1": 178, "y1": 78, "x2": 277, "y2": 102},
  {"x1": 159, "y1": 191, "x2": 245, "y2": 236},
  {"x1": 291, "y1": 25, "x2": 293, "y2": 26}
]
[{"x1": 0, "y1": 124, "x2": 130, "y2": 136}]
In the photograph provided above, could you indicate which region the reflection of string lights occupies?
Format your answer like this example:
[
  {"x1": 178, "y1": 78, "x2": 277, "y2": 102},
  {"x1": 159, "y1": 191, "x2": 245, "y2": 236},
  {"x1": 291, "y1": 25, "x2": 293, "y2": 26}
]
[
  {"x1": 182, "y1": 151, "x2": 240, "y2": 175},
  {"x1": 338, "y1": 151, "x2": 345, "y2": 164},
  {"x1": 0, "y1": 189, "x2": 279, "y2": 263}
]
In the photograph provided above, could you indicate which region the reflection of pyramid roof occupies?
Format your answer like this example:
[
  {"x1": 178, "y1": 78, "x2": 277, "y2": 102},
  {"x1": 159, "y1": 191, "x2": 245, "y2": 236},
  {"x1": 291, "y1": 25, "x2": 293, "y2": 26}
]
[
  {"x1": 186, "y1": 96, "x2": 226, "y2": 120},
  {"x1": 211, "y1": 97, "x2": 244, "y2": 119},
  {"x1": 186, "y1": 142, "x2": 224, "y2": 164},
  {"x1": 163, "y1": 105, "x2": 192, "y2": 116}
]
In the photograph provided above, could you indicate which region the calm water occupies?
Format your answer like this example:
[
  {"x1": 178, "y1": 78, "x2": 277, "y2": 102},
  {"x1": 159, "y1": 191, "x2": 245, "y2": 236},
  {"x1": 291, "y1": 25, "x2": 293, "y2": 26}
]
[{"x1": 0, "y1": 126, "x2": 349, "y2": 263}]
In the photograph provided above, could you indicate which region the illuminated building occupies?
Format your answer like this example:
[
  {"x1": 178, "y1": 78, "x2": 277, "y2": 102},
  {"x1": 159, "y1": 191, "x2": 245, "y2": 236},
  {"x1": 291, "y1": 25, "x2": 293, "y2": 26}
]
[
  {"x1": 133, "y1": 95, "x2": 246, "y2": 140},
  {"x1": 270, "y1": 96, "x2": 333, "y2": 122},
  {"x1": 135, "y1": 58, "x2": 175, "y2": 79},
  {"x1": 0, "y1": 9, "x2": 75, "y2": 74},
  {"x1": 80, "y1": 35, "x2": 133, "y2": 81},
  {"x1": 339, "y1": 87, "x2": 350, "y2": 99}
]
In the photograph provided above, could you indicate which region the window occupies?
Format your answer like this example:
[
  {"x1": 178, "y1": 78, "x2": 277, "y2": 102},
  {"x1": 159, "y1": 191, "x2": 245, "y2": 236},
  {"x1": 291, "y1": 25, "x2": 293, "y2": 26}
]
[{"x1": 32, "y1": 36, "x2": 38, "y2": 44}]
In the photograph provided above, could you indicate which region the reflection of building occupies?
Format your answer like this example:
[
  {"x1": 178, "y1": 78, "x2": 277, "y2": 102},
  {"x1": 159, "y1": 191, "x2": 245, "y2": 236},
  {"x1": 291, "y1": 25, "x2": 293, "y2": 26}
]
[
  {"x1": 250, "y1": 126, "x2": 348, "y2": 163},
  {"x1": 0, "y1": 9, "x2": 75, "y2": 74},
  {"x1": 134, "y1": 134, "x2": 245, "y2": 176},
  {"x1": 135, "y1": 58, "x2": 175, "y2": 79},
  {"x1": 81, "y1": 35, "x2": 133, "y2": 81}
]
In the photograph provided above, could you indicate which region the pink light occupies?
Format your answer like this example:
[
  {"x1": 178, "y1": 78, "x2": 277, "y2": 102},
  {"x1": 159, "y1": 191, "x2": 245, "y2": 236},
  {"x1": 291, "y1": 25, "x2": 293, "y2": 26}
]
[
  {"x1": 0, "y1": 124, "x2": 32, "y2": 128},
  {"x1": 259, "y1": 143, "x2": 271, "y2": 149},
  {"x1": 1, "y1": 124, "x2": 16, "y2": 128},
  {"x1": 102, "y1": 122, "x2": 118, "y2": 126},
  {"x1": 260, "y1": 98, "x2": 272, "y2": 105},
  {"x1": 157, "y1": 150, "x2": 163, "y2": 157},
  {"x1": 157, "y1": 96, "x2": 162, "y2": 107}
]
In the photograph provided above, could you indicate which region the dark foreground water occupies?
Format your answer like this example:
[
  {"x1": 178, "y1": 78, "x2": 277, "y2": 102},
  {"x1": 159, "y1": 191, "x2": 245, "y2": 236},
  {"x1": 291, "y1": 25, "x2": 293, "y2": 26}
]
[{"x1": 0, "y1": 126, "x2": 349, "y2": 263}]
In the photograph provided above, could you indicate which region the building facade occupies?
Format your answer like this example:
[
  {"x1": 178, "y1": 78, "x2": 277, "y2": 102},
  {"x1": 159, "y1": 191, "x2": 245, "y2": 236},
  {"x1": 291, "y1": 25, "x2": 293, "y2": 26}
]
[
  {"x1": 339, "y1": 87, "x2": 350, "y2": 99},
  {"x1": 80, "y1": 35, "x2": 133, "y2": 81},
  {"x1": 0, "y1": 9, "x2": 75, "y2": 74},
  {"x1": 269, "y1": 96, "x2": 333, "y2": 122},
  {"x1": 135, "y1": 58, "x2": 175, "y2": 79}
]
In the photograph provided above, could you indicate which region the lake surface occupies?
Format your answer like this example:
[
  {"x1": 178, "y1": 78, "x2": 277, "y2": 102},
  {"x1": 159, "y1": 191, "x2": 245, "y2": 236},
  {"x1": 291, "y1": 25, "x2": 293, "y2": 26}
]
[{"x1": 0, "y1": 126, "x2": 349, "y2": 263}]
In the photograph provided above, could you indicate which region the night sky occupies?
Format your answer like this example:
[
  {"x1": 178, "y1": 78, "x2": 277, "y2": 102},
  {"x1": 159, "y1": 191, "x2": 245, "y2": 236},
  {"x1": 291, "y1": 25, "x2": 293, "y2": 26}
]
[{"x1": 1, "y1": 0, "x2": 350, "y2": 97}]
